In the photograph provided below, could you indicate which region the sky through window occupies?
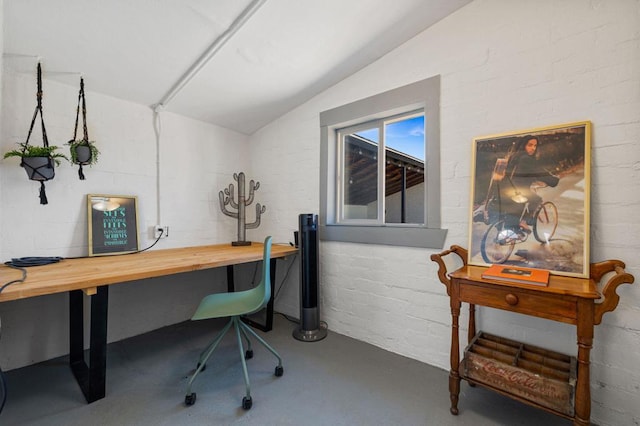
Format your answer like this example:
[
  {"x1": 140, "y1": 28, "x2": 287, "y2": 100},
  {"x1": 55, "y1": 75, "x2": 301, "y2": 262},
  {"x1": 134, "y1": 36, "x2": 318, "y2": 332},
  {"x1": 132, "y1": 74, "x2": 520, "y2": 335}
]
[{"x1": 355, "y1": 115, "x2": 424, "y2": 161}]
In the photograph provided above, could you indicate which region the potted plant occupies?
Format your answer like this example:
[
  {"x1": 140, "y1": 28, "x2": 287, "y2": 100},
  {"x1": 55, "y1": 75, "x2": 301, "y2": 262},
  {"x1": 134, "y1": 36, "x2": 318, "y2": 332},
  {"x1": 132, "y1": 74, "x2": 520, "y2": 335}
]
[
  {"x1": 4, "y1": 142, "x2": 69, "y2": 181},
  {"x1": 68, "y1": 139, "x2": 99, "y2": 166},
  {"x1": 68, "y1": 78, "x2": 99, "y2": 180},
  {"x1": 7, "y1": 62, "x2": 67, "y2": 204}
]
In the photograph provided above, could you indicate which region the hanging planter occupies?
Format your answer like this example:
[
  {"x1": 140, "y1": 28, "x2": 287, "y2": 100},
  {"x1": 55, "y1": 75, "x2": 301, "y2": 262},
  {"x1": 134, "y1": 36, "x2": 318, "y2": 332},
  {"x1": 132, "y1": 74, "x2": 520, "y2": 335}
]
[
  {"x1": 2, "y1": 63, "x2": 68, "y2": 204},
  {"x1": 68, "y1": 139, "x2": 99, "y2": 168},
  {"x1": 4, "y1": 143, "x2": 68, "y2": 181},
  {"x1": 72, "y1": 143, "x2": 92, "y2": 163},
  {"x1": 67, "y1": 77, "x2": 99, "y2": 180}
]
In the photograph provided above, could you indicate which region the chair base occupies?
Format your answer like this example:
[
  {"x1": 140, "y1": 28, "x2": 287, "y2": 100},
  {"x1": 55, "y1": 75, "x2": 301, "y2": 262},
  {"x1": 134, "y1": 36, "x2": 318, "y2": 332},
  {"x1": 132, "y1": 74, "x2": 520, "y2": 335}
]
[{"x1": 185, "y1": 316, "x2": 283, "y2": 409}]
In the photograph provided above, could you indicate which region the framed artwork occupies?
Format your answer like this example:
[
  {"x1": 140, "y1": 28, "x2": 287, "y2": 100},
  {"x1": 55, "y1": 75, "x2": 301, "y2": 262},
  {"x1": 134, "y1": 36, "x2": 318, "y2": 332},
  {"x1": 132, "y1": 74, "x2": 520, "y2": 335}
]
[
  {"x1": 88, "y1": 194, "x2": 139, "y2": 256},
  {"x1": 468, "y1": 121, "x2": 591, "y2": 278}
]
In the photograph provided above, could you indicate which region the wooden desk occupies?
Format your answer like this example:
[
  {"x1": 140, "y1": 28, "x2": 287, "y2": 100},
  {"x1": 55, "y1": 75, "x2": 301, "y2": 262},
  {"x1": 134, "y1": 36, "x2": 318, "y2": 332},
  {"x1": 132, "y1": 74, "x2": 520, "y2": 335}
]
[
  {"x1": 0, "y1": 242, "x2": 298, "y2": 403},
  {"x1": 431, "y1": 245, "x2": 634, "y2": 426}
]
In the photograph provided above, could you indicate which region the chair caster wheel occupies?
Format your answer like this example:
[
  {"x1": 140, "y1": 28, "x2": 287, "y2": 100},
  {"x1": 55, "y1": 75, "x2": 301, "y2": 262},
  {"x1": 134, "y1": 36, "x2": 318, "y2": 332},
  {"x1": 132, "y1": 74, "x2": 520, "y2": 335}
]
[
  {"x1": 245, "y1": 350, "x2": 253, "y2": 360},
  {"x1": 275, "y1": 365, "x2": 284, "y2": 377},
  {"x1": 185, "y1": 393, "x2": 197, "y2": 406},
  {"x1": 242, "y1": 396, "x2": 252, "y2": 410},
  {"x1": 197, "y1": 362, "x2": 206, "y2": 371}
]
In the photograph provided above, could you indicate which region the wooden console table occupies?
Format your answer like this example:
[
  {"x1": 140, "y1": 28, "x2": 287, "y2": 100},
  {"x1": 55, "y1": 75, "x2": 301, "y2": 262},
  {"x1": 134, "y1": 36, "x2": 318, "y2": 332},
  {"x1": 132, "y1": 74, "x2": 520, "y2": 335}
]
[
  {"x1": 431, "y1": 245, "x2": 634, "y2": 426},
  {"x1": 0, "y1": 242, "x2": 298, "y2": 403}
]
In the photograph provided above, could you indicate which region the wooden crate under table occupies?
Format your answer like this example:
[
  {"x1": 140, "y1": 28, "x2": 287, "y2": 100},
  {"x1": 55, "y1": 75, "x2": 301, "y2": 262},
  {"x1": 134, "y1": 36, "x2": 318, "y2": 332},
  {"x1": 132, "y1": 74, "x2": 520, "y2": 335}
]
[{"x1": 462, "y1": 331, "x2": 577, "y2": 416}]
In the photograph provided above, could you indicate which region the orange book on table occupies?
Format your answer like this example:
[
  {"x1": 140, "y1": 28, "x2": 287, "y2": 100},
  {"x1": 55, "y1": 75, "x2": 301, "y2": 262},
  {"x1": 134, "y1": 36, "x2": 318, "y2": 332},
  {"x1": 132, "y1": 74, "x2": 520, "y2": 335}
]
[{"x1": 481, "y1": 264, "x2": 550, "y2": 286}]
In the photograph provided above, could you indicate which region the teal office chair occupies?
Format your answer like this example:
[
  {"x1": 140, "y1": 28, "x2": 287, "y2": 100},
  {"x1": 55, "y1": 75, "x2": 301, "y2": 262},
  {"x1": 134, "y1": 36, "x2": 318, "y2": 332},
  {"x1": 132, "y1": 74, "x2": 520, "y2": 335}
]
[{"x1": 184, "y1": 236, "x2": 283, "y2": 410}]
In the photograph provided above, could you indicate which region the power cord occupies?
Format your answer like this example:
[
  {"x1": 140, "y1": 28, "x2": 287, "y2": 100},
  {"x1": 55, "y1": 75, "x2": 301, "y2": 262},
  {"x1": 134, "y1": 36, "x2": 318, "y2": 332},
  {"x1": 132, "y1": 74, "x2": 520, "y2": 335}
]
[
  {"x1": 133, "y1": 228, "x2": 164, "y2": 253},
  {"x1": 19, "y1": 229, "x2": 166, "y2": 265},
  {"x1": 274, "y1": 254, "x2": 297, "y2": 301},
  {"x1": 4, "y1": 257, "x2": 62, "y2": 268},
  {"x1": 247, "y1": 251, "x2": 297, "y2": 302},
  {"x1": 275, "y1": 311, "x2": 300, "y2": 324},
  {"x1": 275, "y1": 312, "x2": 328, "y2": 331},
  {"x1": 0, "y1": 265, "x2": 27, "y2": 292}
]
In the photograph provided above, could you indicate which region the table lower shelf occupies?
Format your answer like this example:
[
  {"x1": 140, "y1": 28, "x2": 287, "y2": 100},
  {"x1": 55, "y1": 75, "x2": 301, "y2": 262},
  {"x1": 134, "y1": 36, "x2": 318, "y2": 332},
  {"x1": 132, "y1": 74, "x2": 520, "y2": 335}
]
[{"x1": 462, "y1": 331, "x2": 577, "y2": 418}]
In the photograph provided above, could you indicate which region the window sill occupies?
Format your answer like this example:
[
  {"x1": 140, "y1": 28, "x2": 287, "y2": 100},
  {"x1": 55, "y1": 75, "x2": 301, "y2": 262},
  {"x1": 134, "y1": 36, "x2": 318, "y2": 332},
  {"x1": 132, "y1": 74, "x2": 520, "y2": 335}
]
[{"x1": 319, "y1": 224, "x2": 447, "y2": 249}]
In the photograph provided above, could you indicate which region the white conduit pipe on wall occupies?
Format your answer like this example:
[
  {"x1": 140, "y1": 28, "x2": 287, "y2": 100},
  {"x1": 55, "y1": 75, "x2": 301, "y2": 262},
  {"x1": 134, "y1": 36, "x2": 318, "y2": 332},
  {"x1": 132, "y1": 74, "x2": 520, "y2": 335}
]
[{"x1": 151, "y1": 0, "x2": 267, "y2": 226}]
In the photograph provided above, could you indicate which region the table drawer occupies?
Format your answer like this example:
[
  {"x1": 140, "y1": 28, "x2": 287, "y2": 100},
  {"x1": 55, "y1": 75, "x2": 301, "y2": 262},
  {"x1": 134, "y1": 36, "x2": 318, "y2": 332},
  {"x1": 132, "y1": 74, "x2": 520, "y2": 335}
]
[{"x1": 459, "y1": 283, "x2": 577, "y2": 322}]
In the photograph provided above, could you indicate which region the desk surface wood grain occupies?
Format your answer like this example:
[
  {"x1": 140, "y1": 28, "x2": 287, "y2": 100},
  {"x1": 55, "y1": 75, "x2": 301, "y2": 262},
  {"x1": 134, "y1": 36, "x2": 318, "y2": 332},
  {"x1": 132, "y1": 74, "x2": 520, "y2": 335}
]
[{"x1": 0, "y1": 242, "x2": 298, "y2": 302}]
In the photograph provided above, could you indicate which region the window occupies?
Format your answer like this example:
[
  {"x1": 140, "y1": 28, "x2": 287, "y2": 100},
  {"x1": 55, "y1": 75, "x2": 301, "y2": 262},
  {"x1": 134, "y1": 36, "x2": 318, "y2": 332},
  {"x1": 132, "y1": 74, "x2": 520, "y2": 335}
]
[
  {"x1": 338, "y1": 111, "x2": 425, "y2": 224},
  {"x1": 320, "y1": 76, "x2": 447, "y2": 248}
]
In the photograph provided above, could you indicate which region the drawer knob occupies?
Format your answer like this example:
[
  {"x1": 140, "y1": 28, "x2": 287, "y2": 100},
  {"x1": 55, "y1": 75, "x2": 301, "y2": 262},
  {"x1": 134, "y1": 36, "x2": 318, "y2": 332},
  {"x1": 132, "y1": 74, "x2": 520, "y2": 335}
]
[{"x1": 505, "y1": 294, "x2": 519, "y2": 305}]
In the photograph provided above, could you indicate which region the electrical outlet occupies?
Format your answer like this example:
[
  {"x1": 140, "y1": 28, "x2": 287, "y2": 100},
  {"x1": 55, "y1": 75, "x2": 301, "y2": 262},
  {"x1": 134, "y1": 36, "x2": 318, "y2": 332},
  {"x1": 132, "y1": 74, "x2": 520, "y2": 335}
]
[{"x1": 154, "y1": 225, "x2": 169, "y2": 239}]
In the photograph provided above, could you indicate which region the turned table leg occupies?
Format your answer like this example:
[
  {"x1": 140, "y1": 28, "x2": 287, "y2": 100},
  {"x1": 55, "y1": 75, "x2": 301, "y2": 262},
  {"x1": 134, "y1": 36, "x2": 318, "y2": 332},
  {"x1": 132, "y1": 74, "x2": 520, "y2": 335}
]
[
  {"x1": 574, "y1": 299, "x2": 594, "y2": 426},
  {"x1": 449, "y1": 298, "x2": 462, "y2": 415}
]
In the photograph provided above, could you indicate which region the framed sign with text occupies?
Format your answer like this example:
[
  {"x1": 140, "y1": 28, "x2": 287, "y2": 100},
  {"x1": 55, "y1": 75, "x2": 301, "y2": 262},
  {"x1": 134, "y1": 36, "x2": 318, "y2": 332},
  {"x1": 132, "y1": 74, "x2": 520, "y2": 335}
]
[{"x1": 87, "y1": 194, "x2": 139, "y2": 256}]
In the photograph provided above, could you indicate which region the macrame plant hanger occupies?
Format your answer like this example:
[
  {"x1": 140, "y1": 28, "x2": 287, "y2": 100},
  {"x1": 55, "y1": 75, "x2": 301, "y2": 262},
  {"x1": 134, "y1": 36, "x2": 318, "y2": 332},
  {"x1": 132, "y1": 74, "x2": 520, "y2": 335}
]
[
  {"x1": 22, "y1": 62, "x2": 53, "y2": 204},
  {"x1": 70, "y1": 77, "x2": 91, "y2": 180}
]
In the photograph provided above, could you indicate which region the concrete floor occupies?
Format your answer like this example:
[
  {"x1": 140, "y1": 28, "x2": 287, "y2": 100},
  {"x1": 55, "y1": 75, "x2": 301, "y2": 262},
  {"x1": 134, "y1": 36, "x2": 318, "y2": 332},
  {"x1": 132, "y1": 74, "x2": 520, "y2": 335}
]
[{"x1": 1, "y1": 314, "x2": 572, "y2": 425}]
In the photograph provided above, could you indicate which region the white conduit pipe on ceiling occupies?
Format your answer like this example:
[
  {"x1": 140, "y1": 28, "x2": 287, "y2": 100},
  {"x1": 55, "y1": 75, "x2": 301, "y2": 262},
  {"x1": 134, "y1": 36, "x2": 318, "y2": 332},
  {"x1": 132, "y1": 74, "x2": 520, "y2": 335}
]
[{"x1": 153, "y1": 0, "x2": 267, "y2": 110}]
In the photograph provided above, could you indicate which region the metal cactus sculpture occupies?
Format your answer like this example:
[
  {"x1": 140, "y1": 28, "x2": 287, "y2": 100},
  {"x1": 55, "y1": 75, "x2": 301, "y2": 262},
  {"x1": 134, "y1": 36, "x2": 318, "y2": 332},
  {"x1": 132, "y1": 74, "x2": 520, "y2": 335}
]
[{"x1": 218, "y1": 172, "x2": 266, "y2": 246}]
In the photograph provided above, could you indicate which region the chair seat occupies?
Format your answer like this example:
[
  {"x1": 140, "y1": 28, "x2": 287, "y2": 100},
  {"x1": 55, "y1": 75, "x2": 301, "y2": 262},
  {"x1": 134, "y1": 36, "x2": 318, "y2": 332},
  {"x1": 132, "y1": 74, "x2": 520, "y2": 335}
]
[{"x1": 191, "y1": 286, "x2": 264, "y2": 320}]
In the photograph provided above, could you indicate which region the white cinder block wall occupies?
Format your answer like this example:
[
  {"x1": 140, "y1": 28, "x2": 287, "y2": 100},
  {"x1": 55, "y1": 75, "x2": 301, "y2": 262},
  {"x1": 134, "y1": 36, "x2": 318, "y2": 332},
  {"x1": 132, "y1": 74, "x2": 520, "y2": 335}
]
[
  {"x1": 0, "y1": 1, "x2": 638, "y2": 425},
  {"x1": 0, "y1": 69, "x2": 255, "y2": 369},
  {"x1": 253, "y1": 1, "x2": 640, "y2": 425}
]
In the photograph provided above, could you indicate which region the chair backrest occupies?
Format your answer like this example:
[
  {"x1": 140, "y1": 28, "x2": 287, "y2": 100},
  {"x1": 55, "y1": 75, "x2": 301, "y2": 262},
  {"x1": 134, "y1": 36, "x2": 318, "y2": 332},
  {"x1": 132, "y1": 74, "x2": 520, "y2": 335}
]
[{"x1": 243, "y1": 236, "x2": 272, "y2": 315}]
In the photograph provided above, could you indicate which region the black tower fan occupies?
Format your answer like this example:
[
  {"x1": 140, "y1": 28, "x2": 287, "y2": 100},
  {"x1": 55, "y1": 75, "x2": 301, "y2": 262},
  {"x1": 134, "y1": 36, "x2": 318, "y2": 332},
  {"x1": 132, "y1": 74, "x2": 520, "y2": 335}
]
[{"x1": 293, "y1": 214, "x2": 327, "y2": 341}]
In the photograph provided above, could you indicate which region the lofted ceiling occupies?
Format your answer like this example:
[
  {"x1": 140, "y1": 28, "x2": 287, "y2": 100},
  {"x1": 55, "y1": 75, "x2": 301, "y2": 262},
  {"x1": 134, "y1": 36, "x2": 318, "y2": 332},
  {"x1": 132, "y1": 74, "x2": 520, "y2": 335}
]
[{"x1": 4, "y1": 0, "x2": 471, "y2": 135}]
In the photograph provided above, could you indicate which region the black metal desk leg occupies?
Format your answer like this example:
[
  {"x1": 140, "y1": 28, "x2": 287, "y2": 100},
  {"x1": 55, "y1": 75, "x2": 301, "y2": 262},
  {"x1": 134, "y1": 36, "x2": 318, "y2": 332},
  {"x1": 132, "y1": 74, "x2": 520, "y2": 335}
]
[
  {"x1": 69, "y1": 290, "x2": 84, "y2": 367},
  {"x1": 69, "y1": 286, "x2": 109, "y2": 403},
  {"x1": 264, "y1": 258, "x2": 276, "y2": 330},
  {"x1": 227, "y1": 265, "x2": 235, "y2": 292}
]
